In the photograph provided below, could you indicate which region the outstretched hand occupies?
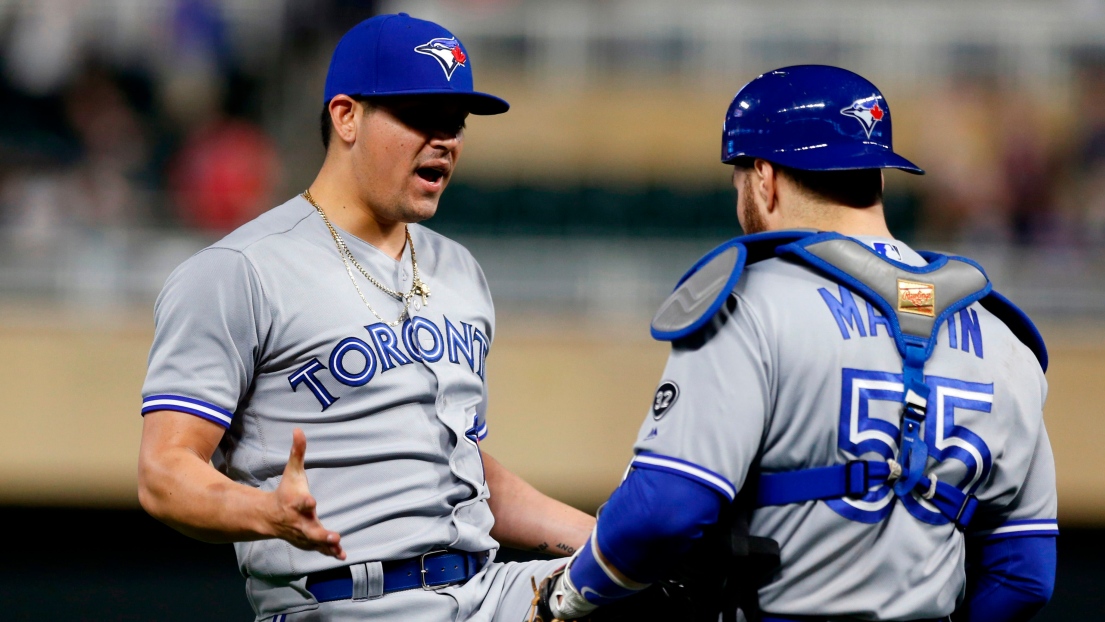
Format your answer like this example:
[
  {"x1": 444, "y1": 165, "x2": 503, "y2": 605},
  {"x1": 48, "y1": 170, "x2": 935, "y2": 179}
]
[{"x1": 269, "y1": 428, "x2": 345, "y2": 560}]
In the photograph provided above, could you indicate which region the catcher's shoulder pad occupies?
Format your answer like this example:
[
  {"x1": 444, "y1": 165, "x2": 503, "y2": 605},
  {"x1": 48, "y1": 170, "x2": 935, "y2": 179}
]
[
  {"x1": 776, "y1": 233, "x2": 1047, "y2": 372},
  {"x1": 651, "y1": 230, "x2": 815, "y2": 341},
  {"x1": 779, "y1": 233, "x2": 993, "y2": 363},
  {"x1": 979, "y1": 288, "x2": 1048, "y2": 372}
]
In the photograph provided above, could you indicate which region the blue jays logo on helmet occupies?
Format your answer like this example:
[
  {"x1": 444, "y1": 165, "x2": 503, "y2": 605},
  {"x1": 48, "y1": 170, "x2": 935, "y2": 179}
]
[
  {"x1": 414, "y1": 37, "x2": 468, "y2": 80},
  {"x1": 840, "y1": 95, "x2": 886, "y2": 139},
  {"x1": 720, "y1": 65, "x2": 922, "y2": 174}
]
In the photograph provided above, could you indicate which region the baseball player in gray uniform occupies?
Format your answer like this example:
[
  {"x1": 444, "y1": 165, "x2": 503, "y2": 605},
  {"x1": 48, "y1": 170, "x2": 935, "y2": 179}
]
[
  {"x1": 137, "y1": 14, "x2": 593, "y2": 622},
  {"x1": 533, "y1": 66, "x2": 1057, "y2": 622}
]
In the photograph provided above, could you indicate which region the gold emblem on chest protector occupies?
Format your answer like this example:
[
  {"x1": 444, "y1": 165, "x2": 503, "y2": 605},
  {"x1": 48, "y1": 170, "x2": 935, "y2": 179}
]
[{"x1": 897, "y1": 278, "x2": 936, "y2": 317}]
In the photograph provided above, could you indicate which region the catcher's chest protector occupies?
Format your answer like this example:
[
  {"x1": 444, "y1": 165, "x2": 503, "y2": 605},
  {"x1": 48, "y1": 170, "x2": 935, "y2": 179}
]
[{"x1": 651, "y1": 230, "x2": 1047, "y2": 531}]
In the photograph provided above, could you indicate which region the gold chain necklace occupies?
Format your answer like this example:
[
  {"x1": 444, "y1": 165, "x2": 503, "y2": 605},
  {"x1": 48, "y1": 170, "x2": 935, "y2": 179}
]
[{"x1": 302, "y1": 190, "x2": 431, "y2": 327}]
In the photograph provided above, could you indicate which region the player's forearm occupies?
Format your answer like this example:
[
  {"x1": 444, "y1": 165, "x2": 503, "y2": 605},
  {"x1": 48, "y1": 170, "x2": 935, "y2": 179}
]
[
  {"x1": 539, "y1": 466, "x2": 728, "y2": 621},
  {"x1": 138, "y1": 445, "x2": 277, "y2": 544},
  {"x1": 482, "y1": 451, "x2": 595, "y2": 556}
]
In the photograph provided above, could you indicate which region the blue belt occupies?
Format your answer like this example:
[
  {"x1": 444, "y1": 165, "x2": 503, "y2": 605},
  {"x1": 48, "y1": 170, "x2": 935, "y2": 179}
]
[{"x1": 306, "y1": 550, "x2": 490, "y2": 603}]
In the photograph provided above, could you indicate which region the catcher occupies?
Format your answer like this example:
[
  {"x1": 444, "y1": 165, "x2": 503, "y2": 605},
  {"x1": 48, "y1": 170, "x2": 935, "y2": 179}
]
[{"x1": 529, "y1": 65, "x2": 1057, "y2": 622}]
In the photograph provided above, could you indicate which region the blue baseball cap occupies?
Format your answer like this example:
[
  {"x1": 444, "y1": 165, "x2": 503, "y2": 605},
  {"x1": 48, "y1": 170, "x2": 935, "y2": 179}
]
[
  {"x1": 323, "y1": 13, "x2": 509, "y2": 115},
  {"x1": 721, "y1": 65, "x2": 922, "y2": 174}
]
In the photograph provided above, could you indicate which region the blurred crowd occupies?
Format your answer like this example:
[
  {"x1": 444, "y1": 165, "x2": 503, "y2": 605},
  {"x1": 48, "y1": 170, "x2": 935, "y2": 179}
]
[
  {"x1": 910, "y1": 64, "x2": 1105, "y2": 246},
  {"x1": 0, "y1": 0, "x2": 383, "y2": 247},
  {"x1": 0, "y1": 0, "x2": 1104, "y2": 249}
]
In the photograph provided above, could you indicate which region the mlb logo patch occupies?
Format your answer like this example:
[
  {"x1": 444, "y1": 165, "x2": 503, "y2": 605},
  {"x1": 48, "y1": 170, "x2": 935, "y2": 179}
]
[
  {"x1": 873, "y1": 242, "x2": 903, "y2": 261},
  {"x1": 415, "y1": 37, "x2": 467, "y2": 80},
  {"x1": 841, "y1": 95, "x2": 885, "y2": 139},
  {"x1": 897, "y1": 278, "x2": 935, "y2": 317}
]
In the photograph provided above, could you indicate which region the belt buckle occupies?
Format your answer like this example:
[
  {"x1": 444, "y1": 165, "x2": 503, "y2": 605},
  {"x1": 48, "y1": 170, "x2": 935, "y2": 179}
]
[{"x1": 419, "y1": 549, "x2": 450, "y2": 590}]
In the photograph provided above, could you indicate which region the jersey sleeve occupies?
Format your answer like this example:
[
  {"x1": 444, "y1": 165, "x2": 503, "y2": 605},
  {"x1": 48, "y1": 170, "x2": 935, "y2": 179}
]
[
  {"x1": 141, "y1": 248, "x2": 269, "y2": 429},
  {"x1": 969, "y1": 420, "x2": 1059, "y2": 541},
  {"x1": 631, "y1": 294, "x2": 771, "y2": 502}
]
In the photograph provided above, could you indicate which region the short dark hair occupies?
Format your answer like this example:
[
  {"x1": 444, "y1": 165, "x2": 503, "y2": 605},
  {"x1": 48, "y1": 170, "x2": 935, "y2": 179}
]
[
  {"x1": 776, "y1": 165, "x2": 883, "y2": 208},
  {"x1": 320, "y1": 96, "x2": 375, "y2": 150},
  {"x1": 732, "y1": 159, "x2": 884, "y2": 208}
]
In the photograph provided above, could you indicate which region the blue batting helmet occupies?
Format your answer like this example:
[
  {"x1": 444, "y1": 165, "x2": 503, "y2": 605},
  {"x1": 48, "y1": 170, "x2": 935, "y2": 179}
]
[{"x1": 721, "y1": 65, "x2": 922, "y2": 174}]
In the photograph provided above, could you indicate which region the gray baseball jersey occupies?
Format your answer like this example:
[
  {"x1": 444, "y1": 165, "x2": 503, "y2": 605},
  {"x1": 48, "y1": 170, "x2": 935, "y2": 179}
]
[
  {"x1": 632, "y1": 236, "x2": 1057, "y2": 620},
  {"x1": 143, "y1": 196, "x2": 550, "y2": 620}
]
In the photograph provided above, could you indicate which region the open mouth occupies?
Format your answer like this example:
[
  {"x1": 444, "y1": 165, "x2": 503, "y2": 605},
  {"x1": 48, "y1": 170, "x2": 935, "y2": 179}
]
[{"x1": 415, "y1": 166, "x2": 447, "y2": 184}]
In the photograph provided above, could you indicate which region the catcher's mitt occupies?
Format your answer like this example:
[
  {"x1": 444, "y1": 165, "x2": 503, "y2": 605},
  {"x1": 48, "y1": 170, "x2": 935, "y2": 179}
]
[{"x1": 525, "y1": 569, "x2": 562, "y2": 622}]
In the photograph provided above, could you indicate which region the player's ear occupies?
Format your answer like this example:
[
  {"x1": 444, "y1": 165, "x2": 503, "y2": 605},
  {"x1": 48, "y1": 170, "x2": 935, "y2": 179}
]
[
  {"x1": 752, "y1": 158, "x2": 779, "y2": 214},
  {"x1": 328, "y1": 95, "x2": 359, "y2": 147}
]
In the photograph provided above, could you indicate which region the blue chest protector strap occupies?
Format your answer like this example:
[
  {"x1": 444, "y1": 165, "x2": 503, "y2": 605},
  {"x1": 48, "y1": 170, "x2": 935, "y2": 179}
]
[
  {"x1": 651, "y1": 231, "x2": 1047, "y2": 532},
  {"x1": 897, "y1": 341, "x2": 931, "y2": 498},
  {"x1": 760, "y1": 233, "x2": 1004, "y2": 530}
]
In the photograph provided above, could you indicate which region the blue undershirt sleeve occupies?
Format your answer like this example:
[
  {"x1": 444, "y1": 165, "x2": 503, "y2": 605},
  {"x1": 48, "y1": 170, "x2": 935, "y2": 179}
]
[
  {"x1": 957, "y1": 535, "x2": 1056, "y2": 622},
  {"x1": 567, "y1": 466, "x2": 725, "y2": 604}
]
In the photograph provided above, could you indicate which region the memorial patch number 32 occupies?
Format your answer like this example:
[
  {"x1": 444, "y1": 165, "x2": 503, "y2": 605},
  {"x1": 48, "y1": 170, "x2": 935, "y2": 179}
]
[{"x1": 652, "y1": 382, "x2": 679, "y2": 419}]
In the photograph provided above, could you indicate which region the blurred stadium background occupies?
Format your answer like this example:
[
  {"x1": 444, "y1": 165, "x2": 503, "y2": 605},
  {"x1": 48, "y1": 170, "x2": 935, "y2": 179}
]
[{"x1": 1, "y1": 0, "x2": 1103, "y2": 619}]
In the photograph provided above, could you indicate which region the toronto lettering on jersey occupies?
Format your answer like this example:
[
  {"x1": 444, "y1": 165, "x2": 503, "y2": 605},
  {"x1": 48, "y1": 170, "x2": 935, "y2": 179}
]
[
  {"x1": 818, "y1": 284, "x2": 984, "y2": 358},
  {"x1": 287, "y1": 316, "x2": 489, "y2": 410}
]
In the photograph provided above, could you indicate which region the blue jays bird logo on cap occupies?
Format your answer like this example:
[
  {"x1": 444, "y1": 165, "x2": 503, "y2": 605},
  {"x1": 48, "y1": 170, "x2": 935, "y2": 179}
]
[
  {"x1": 415, "y1": 37, "x2": 467, "y2": 80},
  {"x1": 840, "y1": 95, "x2": 885, "y2": 139}
]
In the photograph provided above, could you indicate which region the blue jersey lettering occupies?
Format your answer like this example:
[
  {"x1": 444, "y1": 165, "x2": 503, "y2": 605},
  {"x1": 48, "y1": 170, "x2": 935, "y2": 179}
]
[
  {"x1": 819, "y1": 285, "x2": 867, "y2": 340},
  {"x1": 287, "y1": 317, "x2": 483, "y2": 404},
  {"x1": 445, "y1": 317, "x2": 478, "y2": 370},
  {"x1": 288, "y1": 358, "x2": 340, "y2": 410},
  {"x1": 958, "y1": 308, "x2": 984, "y2": 359},
  {"x1": 366, "y1": 323, "x2": 413, "y2": 371},
  {"x1": 329, "y1": 337, "x2": 378, "y2": 387}
]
